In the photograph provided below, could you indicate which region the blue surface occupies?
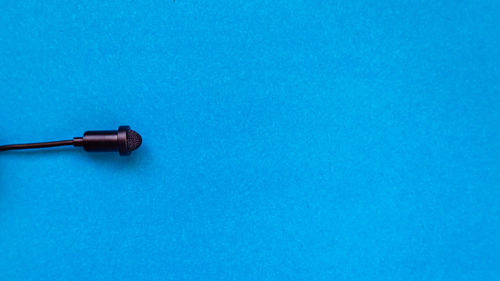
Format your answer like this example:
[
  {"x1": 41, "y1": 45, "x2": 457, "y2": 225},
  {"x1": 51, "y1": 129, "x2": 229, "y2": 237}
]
[{"x1": 0, "y1": 1, "x2": 499, "y2": 280}]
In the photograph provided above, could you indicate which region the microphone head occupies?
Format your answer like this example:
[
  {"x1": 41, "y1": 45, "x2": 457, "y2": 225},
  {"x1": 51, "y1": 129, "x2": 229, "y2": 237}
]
[
  {"x1": 118, "y1": 126, "x2": 142, "y2": 156},
  {"x1": 126, "y1": 129, "x2": 142, "y2": 152}
]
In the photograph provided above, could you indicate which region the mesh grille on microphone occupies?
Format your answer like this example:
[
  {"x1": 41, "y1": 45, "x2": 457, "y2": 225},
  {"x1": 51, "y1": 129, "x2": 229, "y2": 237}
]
[{"x1": 126, "y1": 129, "x2": 142, "y2": 151}]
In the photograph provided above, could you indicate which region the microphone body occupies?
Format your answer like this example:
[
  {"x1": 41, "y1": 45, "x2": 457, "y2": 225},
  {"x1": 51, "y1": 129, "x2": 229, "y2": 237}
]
[{"x1": 74, "y1": 126, "x2": 135, "y2": 156}]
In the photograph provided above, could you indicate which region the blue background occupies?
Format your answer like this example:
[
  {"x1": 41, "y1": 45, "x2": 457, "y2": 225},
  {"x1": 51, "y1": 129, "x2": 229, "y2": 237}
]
[{"x1": 0, "y1": 1, "x2": 499, "y2": 280}]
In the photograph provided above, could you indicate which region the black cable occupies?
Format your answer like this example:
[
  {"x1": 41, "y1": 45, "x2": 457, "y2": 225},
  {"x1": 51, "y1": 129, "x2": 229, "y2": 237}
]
[{"x1": 0, "y1": 140, "x2": 74, "y2": 152}]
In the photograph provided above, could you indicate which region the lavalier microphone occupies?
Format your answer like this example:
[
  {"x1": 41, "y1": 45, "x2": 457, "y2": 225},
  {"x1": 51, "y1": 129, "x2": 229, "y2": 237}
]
[{"x1": 0, "y1": 126, "x2": 142, "y2": 156}]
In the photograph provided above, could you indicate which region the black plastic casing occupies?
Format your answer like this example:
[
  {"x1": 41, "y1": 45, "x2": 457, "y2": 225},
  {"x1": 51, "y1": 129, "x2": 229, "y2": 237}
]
[{"x1": 74, "y1": 126, "x2": 131, "y2": 156}]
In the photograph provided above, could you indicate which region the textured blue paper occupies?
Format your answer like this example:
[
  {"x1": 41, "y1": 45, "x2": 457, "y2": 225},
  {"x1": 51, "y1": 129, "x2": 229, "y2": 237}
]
[{"x1": 0, "y1": 1, "x2": 499, "y2": 280}]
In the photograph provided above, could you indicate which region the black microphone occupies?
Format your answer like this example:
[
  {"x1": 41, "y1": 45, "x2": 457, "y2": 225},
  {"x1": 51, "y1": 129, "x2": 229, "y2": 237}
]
[{"x1": 0, "y1": 126, "x2": 142, "y2": 156}]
